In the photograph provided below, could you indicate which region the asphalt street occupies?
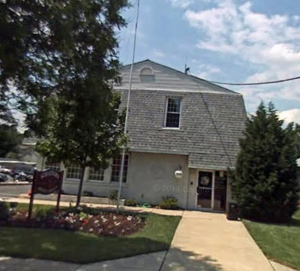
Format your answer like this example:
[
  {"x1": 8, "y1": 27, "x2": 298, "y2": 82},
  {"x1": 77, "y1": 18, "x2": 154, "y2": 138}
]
[{"x1": 0, "y1": 184, "x2": 31, "y2": 199}]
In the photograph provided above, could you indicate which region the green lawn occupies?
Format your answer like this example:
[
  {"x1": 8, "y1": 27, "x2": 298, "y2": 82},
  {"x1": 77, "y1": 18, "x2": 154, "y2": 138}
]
[
  {"x1": 0, "y1": 204, "x2": 181, "y2": 264},
  {"x1": 244, "y1": 209, "x2": 300, "y2": 270}
]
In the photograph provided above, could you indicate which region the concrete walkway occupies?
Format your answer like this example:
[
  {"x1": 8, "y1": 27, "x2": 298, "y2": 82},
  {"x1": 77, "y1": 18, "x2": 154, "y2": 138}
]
[
  {"x1": 0, "y1": 252, "x2": 166, "y2": 271},
  {"x1": 270, "y1": 261, "x2": 298, "y2": 271},
  {"x1": 0, "y1": 201, "x2": 292, "y2": 271},
  {"x1": 2, "y1": 197, "x2": 184, "y2": 217},
  {"x1": 161, "y1": 211, "x2": 274, "y2": 271}
]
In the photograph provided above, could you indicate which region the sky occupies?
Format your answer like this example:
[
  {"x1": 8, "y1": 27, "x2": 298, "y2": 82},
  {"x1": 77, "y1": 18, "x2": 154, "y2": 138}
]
[{"x1": 118, "y1": 0, "x2": 300, "y2": 123}]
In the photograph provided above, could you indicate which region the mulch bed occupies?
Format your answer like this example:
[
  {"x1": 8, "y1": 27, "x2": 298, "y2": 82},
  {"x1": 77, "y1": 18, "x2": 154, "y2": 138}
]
[{"x1": 0, "y1": 208, "x2": 145, "y2": 237}]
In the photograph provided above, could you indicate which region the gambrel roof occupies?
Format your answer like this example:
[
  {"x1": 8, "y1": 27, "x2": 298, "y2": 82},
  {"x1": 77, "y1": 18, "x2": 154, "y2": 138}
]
[{"x1": 116, "y1": 60, "x2": 247, "y2": 170}]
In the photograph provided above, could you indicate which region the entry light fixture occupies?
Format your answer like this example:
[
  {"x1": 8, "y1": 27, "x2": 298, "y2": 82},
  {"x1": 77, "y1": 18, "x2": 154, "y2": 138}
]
[{"x1": 174, "y1": 165, "x2": 183, "y2": 179}]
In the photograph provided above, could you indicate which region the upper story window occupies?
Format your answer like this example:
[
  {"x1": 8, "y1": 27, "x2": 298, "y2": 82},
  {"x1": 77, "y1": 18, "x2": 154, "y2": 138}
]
[{"x1": 165, "y1": 97, "x2": 181, "y2": 128}]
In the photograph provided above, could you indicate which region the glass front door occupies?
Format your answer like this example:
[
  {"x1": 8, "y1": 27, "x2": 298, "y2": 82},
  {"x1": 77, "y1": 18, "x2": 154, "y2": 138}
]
[{"x1": 197, "y1": 171, "x2": 213, "y2": 209}]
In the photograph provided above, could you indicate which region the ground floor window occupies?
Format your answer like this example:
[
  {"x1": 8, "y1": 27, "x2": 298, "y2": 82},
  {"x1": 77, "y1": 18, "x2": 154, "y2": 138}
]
[
  {"x1": 89, "y1": 167, "x2": 104, "y2": 181},
  {"x1": 111, "y1": 154, "x2": 129, "y2": 183},
  {"x1": 66, "y1": 165, "x2": 81, "y2": 179}
]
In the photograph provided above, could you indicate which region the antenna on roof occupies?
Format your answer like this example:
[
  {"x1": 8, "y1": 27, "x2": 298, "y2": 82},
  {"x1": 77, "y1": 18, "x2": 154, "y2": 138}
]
[{"x1": 185, "y1": 64, "x2": 190, "y2": 74}]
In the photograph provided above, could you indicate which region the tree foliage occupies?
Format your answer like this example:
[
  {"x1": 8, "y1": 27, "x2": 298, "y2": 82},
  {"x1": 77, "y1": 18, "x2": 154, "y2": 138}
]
[
  {"x1": 0, "y1": 0, "x2": 129, "y2": 124},
  {"x1": 231, "y1": 102, "x2": 299, "y2": 223},
  {"x1": 23, "y1": 0, "x2": 130, "y2": 206},
  {"x1": 0, "y1": 124, "x2": 22, "y2": 157}
]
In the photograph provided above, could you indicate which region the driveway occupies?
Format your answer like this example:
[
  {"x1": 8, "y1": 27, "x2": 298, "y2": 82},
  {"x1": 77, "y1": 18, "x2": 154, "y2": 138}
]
[{"x1": 161, "y1": 211, "x2": 274, "y2": 271}]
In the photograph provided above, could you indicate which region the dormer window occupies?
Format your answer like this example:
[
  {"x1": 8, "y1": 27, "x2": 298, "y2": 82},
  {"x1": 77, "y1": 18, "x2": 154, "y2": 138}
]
[{"x1": 165, "y1": 97, "x2": 181, "y2": 128}]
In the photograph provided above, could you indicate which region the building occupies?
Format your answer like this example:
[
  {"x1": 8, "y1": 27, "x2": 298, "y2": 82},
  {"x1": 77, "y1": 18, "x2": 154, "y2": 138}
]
[{"x1": 53, "y1": 60, "x2": 247, "y2": 212}]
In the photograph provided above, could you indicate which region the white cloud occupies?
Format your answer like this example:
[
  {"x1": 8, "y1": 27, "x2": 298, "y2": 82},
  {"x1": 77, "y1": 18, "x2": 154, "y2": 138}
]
[
  {"x1": 184, "y1": 0, "x2": 300, "y2": 111},
  {"x1": 197, "y1": 64, "x2": 221, "y2": 79},
  {"x1": 279, "y1": 109, "x2": 300, "y2": 124},
  {"x1": 152, "y1": 49, "x2": 165, "y2": 58},
  {"x1": 167, "y1": 0, "x2": 194, "y2": 9}
]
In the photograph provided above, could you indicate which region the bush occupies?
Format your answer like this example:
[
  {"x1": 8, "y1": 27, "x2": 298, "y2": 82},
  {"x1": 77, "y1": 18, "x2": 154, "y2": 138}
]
[
  {"x1": 159, "y1": 197, "x2": 178, "y2": 210},
  {"x1": 35, "y1": 208, "x2": 56, "y2": 220},
  {"x1": 83, "y1": 190, "x2": 94, "y2": 197},
  {"x1": 125, "y1": 198, "x2": 137, "y2": 207},
  {"x1": 0, "y1": 201, "x2": 9, "y2": 221},
  {"x1": 109, "y1": 190, "x2": 118, "y2": 201}
]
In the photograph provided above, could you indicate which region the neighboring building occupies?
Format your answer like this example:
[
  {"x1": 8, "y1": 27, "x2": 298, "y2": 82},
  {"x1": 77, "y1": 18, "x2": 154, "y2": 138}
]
[
  {"x1": 49, "y1": 60, "x2": 247, "y2": 212},
  {"x1": 15, "y1": 137, "x2": 42, "y2": 166},
  {"x1": 0, "y1": 137, "x2": 42, "y2": 174}
]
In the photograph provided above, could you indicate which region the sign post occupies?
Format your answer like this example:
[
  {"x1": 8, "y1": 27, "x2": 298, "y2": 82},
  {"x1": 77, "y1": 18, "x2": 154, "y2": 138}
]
[{"x1": 28, "y1": 169, "x2": 64, "y2": 220}]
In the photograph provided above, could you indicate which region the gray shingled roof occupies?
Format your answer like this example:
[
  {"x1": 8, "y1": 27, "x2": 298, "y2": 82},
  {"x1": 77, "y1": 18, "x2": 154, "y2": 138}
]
[{"x1": 116, "y1": 60, "x2": 247, "y2": 170}]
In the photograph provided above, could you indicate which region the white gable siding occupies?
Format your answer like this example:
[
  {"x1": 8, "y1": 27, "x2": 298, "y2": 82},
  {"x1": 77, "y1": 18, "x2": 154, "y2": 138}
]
[{"x1": 116, "y1": 60, "x2": 237, "y2": 95}]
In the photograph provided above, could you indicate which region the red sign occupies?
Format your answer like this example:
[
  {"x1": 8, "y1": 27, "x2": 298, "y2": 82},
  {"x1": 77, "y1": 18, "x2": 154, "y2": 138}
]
[
  {"x1": 34, "y1": 170, "x2": 63, "y2": 195},
  {"x1": 28, "y1": 169, "x2": 64, "y2": 219}
]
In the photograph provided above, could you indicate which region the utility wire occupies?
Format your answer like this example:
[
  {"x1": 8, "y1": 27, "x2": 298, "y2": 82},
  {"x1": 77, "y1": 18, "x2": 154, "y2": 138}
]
[
  {"x1": 198, "y1": 87, "x2": 233, "y2": 168},
  {"x1": 210, "y1": 75, "x2": 300, "y2": 86}
]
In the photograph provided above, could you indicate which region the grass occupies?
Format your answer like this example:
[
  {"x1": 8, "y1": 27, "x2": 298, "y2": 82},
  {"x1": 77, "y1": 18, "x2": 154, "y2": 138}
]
[
  {"x1": 0, "y1": 204, "x2": 181, "y2": 264},
  {"x1": 244, "y1": 209, "x2": 300, "y2": 270}
]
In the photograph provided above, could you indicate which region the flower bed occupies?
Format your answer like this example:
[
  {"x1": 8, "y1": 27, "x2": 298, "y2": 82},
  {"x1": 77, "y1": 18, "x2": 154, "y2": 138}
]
[{"x1": 0, "y1": 207, "x2": 145, "y2": 237}]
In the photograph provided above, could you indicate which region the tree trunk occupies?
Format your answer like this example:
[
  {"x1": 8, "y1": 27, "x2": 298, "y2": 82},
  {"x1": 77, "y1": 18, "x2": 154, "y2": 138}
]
[{"x1": 76, "y1": 166, "x2": 86, "y2": 207}]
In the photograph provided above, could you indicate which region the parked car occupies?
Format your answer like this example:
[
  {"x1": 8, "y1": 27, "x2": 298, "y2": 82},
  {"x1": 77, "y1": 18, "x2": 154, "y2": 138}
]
[
  {"x1": 0, "y1": 173, "x2": 8, "y2": 182},
  {"x1": 14, "y1": 172, "x2": 33, "y2": 182},
  {"x1": 11, "y1": 165, "x2": 34, "y2": 178},
  {"x1": 0, "y1": 166, "x2": 11, "y2": 174}
]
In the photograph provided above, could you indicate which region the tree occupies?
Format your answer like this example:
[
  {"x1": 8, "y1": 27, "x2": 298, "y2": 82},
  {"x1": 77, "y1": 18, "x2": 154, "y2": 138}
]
[
  {"x1": 0, "y1": 0, "x2": 129, "y2": 125},
  {"x1": 0, "y1": 124, "x2": 22, "y2": 157},
  {"x1": 29, "y1": 0, "x2": 129, "y2": 207},
  {"x1": 231, "y1": 102, "x2": 299, "y2": 223},
  {"x1": 36, "y1": 92, "x2": 126, "y2": 207}
]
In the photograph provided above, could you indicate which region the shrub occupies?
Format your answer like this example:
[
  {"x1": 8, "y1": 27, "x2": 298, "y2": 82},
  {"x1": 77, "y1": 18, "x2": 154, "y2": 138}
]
[
  {"x1": 35, "y1": 208, "x2": 56, "y2": 220},
  {"x1": 79, "y1": 205, "x2": 101, "y2": 216},
  {"x1": 0, "y1": 201, "x2": 9, "y2": 221},
  {"x1": 83, "y1": 190, "x2": 94, "y2": 197},
  {"x1": 109, "y1": 189, "x2": 118, "y2": 201},
  {"x1": 35, "y1": 208, "x2": 48, "y2": 219},
  {"x1": 159, "y1": 196, "x2": 178, "y2": 210},
  {"x1": 125, "y1": 198, "x2": 137, "y2": 207}
]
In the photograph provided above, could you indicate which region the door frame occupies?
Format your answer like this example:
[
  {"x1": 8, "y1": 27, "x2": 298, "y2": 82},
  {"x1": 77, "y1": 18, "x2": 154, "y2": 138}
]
[{"x1": 195, "y1": 170, "x2": 215, "y2": 210}]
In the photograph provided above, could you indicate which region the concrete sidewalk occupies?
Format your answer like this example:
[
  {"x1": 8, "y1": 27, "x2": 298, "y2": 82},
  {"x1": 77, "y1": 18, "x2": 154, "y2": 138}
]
[
  {"x1": 161, "y1": 211, "x2": 274, "y2": 271},
  {"x1": 2, "y1": 197, "x2": 184, "y2": 217},
  {"x1": 270, "y1": 261, "x2": 298, "y2": 271},
  {"x1": 0, "y1": 207, "x2": 294, "y2": 271},
  {"x1": 0, "y1": 252, "x2": 167, "y2": 271}
]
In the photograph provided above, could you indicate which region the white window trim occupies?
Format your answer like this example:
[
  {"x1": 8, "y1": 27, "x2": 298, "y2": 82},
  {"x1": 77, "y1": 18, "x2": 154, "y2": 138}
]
[
  {"x1": 164, "y1": 97, "x2": 182, "y2": 129},
  {"x1": 140, "y1": 66, "x2": 154, "y2": 76},
  {"x1": 110, "y1": 154, "x2": 129, "y2": 183},
  {"x1": 88, "y1": 167, "x2": 105, "y2": 182},
  {"x1": 66, "y1": 165, "x2": 82, "y2": 181}
]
